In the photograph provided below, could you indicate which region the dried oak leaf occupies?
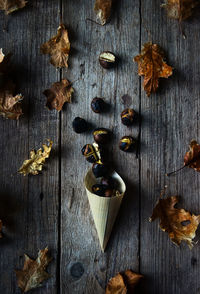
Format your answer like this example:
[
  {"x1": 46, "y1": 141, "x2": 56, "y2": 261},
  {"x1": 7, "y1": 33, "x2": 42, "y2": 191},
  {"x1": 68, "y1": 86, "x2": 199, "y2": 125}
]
[
  {"x1": 150, "y1": 196, "x2": 200, "y2": 248},
  {"x1": 15, "y1": 247, "x2": 52, "y2": 293},
  {"x1": 184, "y1": 140, "x2": 200, "y2": 171},
  {"x1": 19, "y1": 140, "x2": 53, "y2": 176},
  {"x1": 40, "y1": 24, "x2": 70, "y2": 68},
  {"x1": 0, "y1": 0, "x2": 27, "y2": 14},
  {"x1": 134, "y1": 42, "x2": 173, "y2": 96},
  {"x1": 0, "y1": 81, "x2": 23, "y2": 120},
  {"x1": 106, "y1": 270, "x2": 143, "y2": 294},
  {"x1": 43, "y1": 79, "x2": 73, "y2": 111},
  {"x1": 162, "y1": 0, "x2": 199, "y2": 21},
  {"x1": 0, "y1": 220, "x2": 2, "y2": 238},
  {"x1": 94, "y1": 0, "x2": 112, "y2": 25}
]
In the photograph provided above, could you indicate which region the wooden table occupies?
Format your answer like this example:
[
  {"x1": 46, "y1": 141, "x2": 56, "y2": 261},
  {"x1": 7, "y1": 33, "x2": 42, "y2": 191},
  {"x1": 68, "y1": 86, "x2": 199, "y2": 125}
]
[{"x1": 0, "y1": 1, "x2": 199, "y2": 293}]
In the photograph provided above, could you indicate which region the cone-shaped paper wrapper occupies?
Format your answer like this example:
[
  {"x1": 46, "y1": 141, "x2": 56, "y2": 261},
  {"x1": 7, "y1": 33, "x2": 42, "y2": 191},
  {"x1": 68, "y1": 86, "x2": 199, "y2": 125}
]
[{"x1": 85, "y1": 169, "x2": 126, "y2": 251}]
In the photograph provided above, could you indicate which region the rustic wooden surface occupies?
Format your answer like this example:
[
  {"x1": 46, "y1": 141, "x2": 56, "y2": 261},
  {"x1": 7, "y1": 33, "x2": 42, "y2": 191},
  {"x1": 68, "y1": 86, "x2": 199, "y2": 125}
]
[{"x1": 0, "y1": 0, "x2": 199, "y2": 293}]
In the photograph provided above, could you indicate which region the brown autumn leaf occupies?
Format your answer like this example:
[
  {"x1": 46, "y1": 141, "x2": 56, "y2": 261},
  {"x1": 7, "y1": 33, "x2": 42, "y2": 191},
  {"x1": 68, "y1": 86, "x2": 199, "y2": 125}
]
[
  {"x1": 19, "y1": 140, "x2": 53, "y2": 176},
  {"x1": 0, "y1": 220, "x2": 2, "y2": 238},
  {"x1": 0, "y1": 0, "x2": 27, "y2": 14},
  {"x1": 94, "y1": 0, "x2": 112, "y2": 25},
  {"x1": 15, "y1": 247, "x2": 52, "y2": 293},
  {"x1": 106, "y1": 270, "x2": 143, "y2": 294},
  {"x1": 162, "y1": 0, "x2": 199, "y2": 21},
  {"x1": 40, "y1": 24, "x2": 70, "y2": 68},
  {"x1": 150, "y1": 196, "x2": 200, "y2": 248},
  {"x1": 184, "y1": 140, "x2": 200, "y2": 172},
  {"x1": 0, "y1": 49, "x2": 12, "y2": 75},
  {"x1": 134, "y1": 42, "x2": 173, "y2": 96},
  {"x1": 43, "y1": 79, "x2": 74, "y2": 111},
  {"x1": 0, "y1": 81, "x2": 23, "y2": 120}
]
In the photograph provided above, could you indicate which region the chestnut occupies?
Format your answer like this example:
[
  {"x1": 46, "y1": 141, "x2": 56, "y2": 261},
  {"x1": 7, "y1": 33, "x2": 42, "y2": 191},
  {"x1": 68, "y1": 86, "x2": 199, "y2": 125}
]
[
  {"x1": 119, "y1": 136, "x2": 136, "y2": 152},
  {"x1": 99, "y1": 51, "x2": 116, "y2": 69},
  {"x1": 121, "y1": 108, "x2": 137, "y2": 126},
  {"x1": 92, "y1": 184, "x2": 107, "y2": 196},
  {"x1": 93, "y1": 128, "x2": 110, "y2": 144},
  {"x1": 101, "y1": 176, "x2": 116, "y2": 189},
  {"x1": 91, "y1": 97, "x2": 106, "y2": 113},
  {"x1": 92, "y1": 162, "x2": 109, "y2": 178},
  {"x1": 81, "y1": 144, "x2": 99, "y2": 163},
  {"x1": 92, "y1": 184, "x2": 114, "y2": 197},
  {"x1": 72, "y1": 117, "x2": 88, "y2": 133}
]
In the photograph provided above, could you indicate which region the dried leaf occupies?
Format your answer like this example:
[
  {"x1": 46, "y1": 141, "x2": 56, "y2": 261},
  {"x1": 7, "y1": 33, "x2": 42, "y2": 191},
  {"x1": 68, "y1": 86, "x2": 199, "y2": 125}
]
[
  {"x1": 0, "y1": 81, "x2": 23, "y2": 120},
  {"x1": 106, "y1": 270, "x2": 143, "y2": 294},
  {"x1": 123, "y1": 270, "x2": 143, "y2": 292},
  {"x1": 106, "y1": 273, "x2": 127, "y2": 294},
  {"x1": 43, "y1": 79, "x2": 73, "y2": 111},
  {"x1": 19, "y1": 140, "x2": 53, "y2": 176},
  {"x1": 15, "y1": 247, "x2": 52, "y2": 293},
  {"x1": 184, "y1": 140, "x2": 200, "y2": 171},
  {"x1": 40, "y1": 24, "x2": 70, "y2": 68},
  {"x1": 150, "y1": 196, "x2": 200, "y2": 248},
  {"x1": 0, "y1": 0, "x2": 27, "y2": 14},
  {"x1": 0, "y1": 49, "x2": 12, "y2": 75},
  {"x1": 94, "y1": 0, "x2": 112, "y2": 25},
  {"x1": 134, "y1": 42, "x2": 173, "y2": 96},
  {"x1": 162, "y1": 0, "x2": 198, "y2": 21},
  {"x1": 0, "y1": 220, "x2": 2, "y2": 238}
]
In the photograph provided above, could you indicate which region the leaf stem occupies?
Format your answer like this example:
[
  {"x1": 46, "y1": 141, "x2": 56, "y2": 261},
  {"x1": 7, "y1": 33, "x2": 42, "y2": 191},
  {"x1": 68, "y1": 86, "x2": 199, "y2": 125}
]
[{"x1": 166, "y1": 165, "x2": 185, "y2": 177}]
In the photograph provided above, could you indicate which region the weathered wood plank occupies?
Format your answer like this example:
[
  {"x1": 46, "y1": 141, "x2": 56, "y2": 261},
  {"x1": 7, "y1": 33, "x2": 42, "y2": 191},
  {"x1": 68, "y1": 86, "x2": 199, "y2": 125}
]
[
  {"x1": 140, "y1": 1, "x2": 200, "y2": 293},
  {"x1": 0, "y1": 1, "x2": 60, "y2": 293},
  {"x1": 60, "y1": 0, "x2": 141, "y2": 293}
]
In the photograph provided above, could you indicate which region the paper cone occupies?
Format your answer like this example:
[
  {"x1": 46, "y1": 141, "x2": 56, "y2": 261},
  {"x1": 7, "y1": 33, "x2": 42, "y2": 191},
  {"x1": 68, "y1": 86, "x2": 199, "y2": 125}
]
[{"x1": 84, "y1": 169, "x2": 126, "y2": 251}]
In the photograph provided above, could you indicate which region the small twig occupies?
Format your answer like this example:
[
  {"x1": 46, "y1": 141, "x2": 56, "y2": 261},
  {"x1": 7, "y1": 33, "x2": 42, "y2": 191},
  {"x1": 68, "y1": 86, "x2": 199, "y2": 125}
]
[
  {"x1": 166, "y1": 165, "x2": 186, "y2": 177},
  {"x1": 86, "y1": 18, "x2": 102, "y2": 26}
]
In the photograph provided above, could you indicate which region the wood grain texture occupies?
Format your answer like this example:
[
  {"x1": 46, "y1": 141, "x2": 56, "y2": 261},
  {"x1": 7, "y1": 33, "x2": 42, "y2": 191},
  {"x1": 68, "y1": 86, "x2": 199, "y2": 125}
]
[
  {"x1": 60, "y1": 0, "x2": 140, "y2": 293},
  {"x1": 0, "y1": 0, "x2": 200, "y2": 293},
  {"x1": 0, "y1": 1, "x2": 60, "y2": 293},
  {"x1": 139, "y1": 1, "x2": 200, "y2": 294}
]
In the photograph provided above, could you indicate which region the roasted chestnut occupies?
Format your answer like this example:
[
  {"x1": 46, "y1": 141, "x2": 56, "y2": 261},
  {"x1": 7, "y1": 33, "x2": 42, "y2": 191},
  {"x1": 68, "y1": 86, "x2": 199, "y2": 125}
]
[
  {"x1": 72, "y1": 117, "x2": 88, "y2": 133},
  {"x1": 99, "y1": 51, "x2": 116, "y2": 69},
  {"x1": 121, "y1": 108, "x2": 137, "y2": 126},
  {"x1": 92, "y1": 184, "x2": 114, "y2": 197},
  {"x1": 91, "y1": 98, "x2": 106, "y2": 113},
  {"x1": 93, "y1": 128, "x2": 110, "y2": 144},
  {"x1": 81, "y1": 144, "x2": 99, "y2": 163},
  {"x1": 119, "y1": 136, "x2": 136, "y2": 152},
  {"x1": 101, "y1": 176, "x2": 116, "y2": 189},
  {"x1": 92, "y1": 162, "x2": 109, "y2": 178}
]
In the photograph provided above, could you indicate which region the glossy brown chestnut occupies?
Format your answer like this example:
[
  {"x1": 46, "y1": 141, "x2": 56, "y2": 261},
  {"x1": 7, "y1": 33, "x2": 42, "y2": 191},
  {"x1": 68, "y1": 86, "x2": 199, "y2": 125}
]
[
  {"x1": 121, "y1": 108, "x2": 137, "y2": 126},
  {"x1": 81, "y1": 144, "x2": 99, "y2": 163},
  {"x1": 99, "y1": 51, "x2": 116, "y2": 69},
  {"x1": 91, "y1": 98, "x2": 106, "y2": 113},
  {"x1": 93, "y1": 128, "x2": 110, "y2": 144},
  {"x1": 119, "y1": 136, "x2": 136, "y2": 152}
]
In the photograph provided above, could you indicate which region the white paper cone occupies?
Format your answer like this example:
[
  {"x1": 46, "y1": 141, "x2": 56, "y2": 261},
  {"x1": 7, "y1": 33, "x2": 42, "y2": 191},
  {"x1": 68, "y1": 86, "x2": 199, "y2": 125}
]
[{"x1": 84, "y1": 169, "x2": 126, "y2": 251}]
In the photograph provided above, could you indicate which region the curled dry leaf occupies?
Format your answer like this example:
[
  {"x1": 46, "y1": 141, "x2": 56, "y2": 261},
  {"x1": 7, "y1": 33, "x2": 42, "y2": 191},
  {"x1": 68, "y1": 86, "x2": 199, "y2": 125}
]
[
  {"x1": 0, "y1": 220, "x2": 2, "y2": 238},
  {"x1": 134, "y1": 42, "x2": 173, "y2": 96},
  {"x1": 0, "y1": 0, "x2": 27, "y2": 14},
  {"x1": 0, "y1": 49, "x2": 23, "y2": 119},
  {"x1": 15, "y1": 247, "x2": 52, "y2": 293},
  {"x1": 19, "y1": 140, "x2": 53, "y2": 176},
  {"x1": 106, "y1": 270, "x2": 143, "y2": 294},
  {"x1": 162, "y1": 0, "x2": 198, "y2": 21},
  {"x1": 184, "y1": 140, "x2": 200, "y2": 172},
  {"x1": 150, "y1": 196, "x2": 200, "y2": 248},
  {"x1": 40, "y1": 24, "x2": 70, "y2": 68},
  {"x1": 43, "y1": 79, "x2": 74, "y2": 111},
  {"x1": 0, "y1": 81, "x2": 23, "y2": 120},
  {"x1": 94, "y1": 0, "x2": 112, "y2": 25}
]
